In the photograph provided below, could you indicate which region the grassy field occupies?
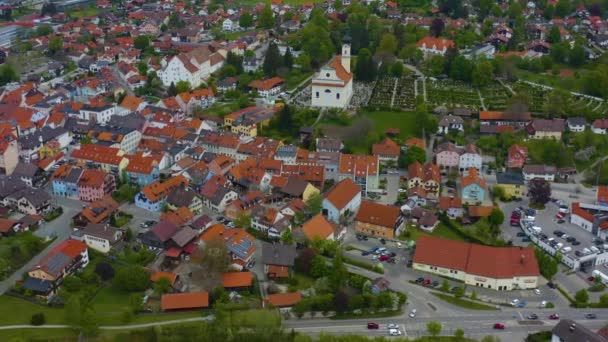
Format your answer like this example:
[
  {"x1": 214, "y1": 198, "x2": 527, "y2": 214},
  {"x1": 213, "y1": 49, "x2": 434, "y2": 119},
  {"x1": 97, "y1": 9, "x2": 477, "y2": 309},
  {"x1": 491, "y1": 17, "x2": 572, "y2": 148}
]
[
  {"x1": 362, "y1": 110, "x2": 419, "y2": 140},
  {"x1": 0, "y1": 296, "x2": 65, "y2": 325},
  {"x1": 403, "y1": 223, "x2": 468, "y2": 242},
  {"x1": 431, "y1": 292, "x2": 499, "y2": 311},
  {"x1": 0, "y1": 328, "x2": 78, "y2": 341},
  {"x1": 67, "y1": 7, "x2": 100, "y2": 19},
  {"x1": 200, "y1": 102, "x2": 241, "y2": 117}
]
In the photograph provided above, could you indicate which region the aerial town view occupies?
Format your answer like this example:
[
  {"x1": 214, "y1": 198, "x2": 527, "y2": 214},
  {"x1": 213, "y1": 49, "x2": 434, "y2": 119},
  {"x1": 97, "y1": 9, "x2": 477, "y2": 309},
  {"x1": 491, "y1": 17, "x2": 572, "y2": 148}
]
[{"x1": 0, "y1": 0, "x2": 608, "y2": 341}]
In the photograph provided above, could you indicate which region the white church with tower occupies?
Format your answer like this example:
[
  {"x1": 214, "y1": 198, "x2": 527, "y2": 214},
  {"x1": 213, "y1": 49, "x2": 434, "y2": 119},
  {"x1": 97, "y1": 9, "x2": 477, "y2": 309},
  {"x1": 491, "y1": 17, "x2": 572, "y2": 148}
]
[{"x1": 310, "y1": 38, "x2": 354, "y2": 109}]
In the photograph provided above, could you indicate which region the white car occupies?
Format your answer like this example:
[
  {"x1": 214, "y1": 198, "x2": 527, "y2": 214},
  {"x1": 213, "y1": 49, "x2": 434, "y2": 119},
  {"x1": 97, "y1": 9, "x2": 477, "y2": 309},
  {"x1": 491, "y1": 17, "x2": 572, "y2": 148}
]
[
  {"x1": 559, "y1": 207, "x2": 570, "y2": 214},
  {"x1": 388, "y1": 329, "x2": 402, "y2": 336},
  {"x1": 510, "y1": 299, "x2": 520, "y2": 306},
  {"x1": 372, "y1": 255, "x2": 379, "y2": 260},
  {"x1": 398, "y1": 188, "x2": 407, "y2": 193},
  {"x1": 534, "y1": 289, "x2": 541, "y2": 295},
  {"x1": 409, "y1": 309, "x2": 417, "y2": 318},
  {"x1": 387, "y1": 323, "x2": 399, "y2": 329}
]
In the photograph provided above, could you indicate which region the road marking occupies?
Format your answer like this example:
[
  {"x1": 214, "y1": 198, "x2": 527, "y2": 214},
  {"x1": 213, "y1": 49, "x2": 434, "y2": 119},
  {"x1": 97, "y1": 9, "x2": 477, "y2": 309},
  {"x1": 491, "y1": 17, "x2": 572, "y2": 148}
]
[{"x1": 518, "y1": 311, "x2": 524, "y2": 320}]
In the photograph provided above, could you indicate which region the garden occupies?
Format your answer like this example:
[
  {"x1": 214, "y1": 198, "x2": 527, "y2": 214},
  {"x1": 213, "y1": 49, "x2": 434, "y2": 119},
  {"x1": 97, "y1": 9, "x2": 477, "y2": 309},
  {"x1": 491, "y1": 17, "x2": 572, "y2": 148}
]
[
  {"x1": 368, "y1": 76, "x2": 417, "y2": 110},
  {"x1": 479, "y1": 83, "x2": 510, "y2": 111},
  {"x1": 426, "y1": 79, "x2": 481, "y2": 110},
  {"x1": 0, "y1": 232, "x2": 50, "y2": 280}
]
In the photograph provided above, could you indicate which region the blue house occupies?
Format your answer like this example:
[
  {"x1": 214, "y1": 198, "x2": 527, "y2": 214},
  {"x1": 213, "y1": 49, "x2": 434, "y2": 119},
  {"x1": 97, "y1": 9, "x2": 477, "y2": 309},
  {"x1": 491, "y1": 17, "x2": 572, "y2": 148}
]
[
  {"x1": 51, "y1": 165, "x2": 83, "y2": 199},
  {"x1": 125, "y1": 156, "x2": 160, "y2": 187},
  {"x1": 134, "y1": 176, "x2": 188, "y2": 212},
  {"x1": 460, "y1": 168, "x2": 486, "y2": 202}
]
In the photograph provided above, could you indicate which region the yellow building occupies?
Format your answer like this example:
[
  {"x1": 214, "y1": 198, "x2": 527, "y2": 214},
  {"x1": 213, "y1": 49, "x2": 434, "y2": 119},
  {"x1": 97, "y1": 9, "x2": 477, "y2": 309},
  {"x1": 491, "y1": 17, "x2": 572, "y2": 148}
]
[
  {"x1": 302, "y1": 183, "x2": 320, "y2": 202},
  {"x1": 354, "y1": 200, "x2": 403, "y2": 239},
  {"x1": 495, "y1": 172, "x2": 525, "y2": 199}
]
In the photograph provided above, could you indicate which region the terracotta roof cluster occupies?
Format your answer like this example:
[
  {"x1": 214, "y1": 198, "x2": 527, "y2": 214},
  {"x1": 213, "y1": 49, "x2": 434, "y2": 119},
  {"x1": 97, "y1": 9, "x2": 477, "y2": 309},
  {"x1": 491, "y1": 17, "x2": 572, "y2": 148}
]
[
  {"x1": 140, "y1": 175, "x2": 188, "y2": 203},
  {"x1": 461, "y1": 168, "x2": 486, "y2": 188},
  {"x1": 414, "y1": 236, "x2": 540, "y2": 279},
  {"x1": 339, "y1": 154, "x2": 378, "y2": 177},
  {"x1": 408, "y1": 161, "x2": 440, "y2": 183},
  {"x1": 300, "y1": 214, "x2": 338, "y2": 240},
  {"x1": 78, "y1": 169, "x2": 110, "y2": 188},
  {"x1": 125, "y1": 154, "x2": 157, "y2": 174},
  {"x1": 372, "y1": 137, "x2": 400, "y2": 157},
  {"x1": 249, "y1": 77, "x2": 284, "y2": 91},
  {"x1": 71, "y1": 144, "x2": 123, "y2": 165},
  {"x1": 79, "y1": 196, "x2": 119, "y2": 224},
  {"x1": 417, "y1": 36, "x2": 455, "y2": 50}
]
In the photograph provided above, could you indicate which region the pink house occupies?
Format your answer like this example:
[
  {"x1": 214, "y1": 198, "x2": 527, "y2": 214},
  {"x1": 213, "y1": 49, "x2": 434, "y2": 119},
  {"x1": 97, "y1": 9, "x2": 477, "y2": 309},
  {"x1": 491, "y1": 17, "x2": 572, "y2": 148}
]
[
  {"x1": 435, "y1": 142, "x2": 460, "y2": 169},
  {"x1": 78, "y1": 169, "x2": 116, "y2": 202}
]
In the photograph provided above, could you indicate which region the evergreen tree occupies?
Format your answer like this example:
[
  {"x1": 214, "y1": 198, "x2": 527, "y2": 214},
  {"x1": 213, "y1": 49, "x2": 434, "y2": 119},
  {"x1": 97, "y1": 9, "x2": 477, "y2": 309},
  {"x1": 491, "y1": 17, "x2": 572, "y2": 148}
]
[
  {"x1": 263, "y1": 43, "x2": 282, "y2": 77},
  {"x1": 354, "y1": 48, "x2": 376, "y2": 81},
  {"x1": 259, "y1": 5, "x2": 275, "y2": 29},
  {"x1": 283, "y1": 47, "x2": 293, "y2": 71}
]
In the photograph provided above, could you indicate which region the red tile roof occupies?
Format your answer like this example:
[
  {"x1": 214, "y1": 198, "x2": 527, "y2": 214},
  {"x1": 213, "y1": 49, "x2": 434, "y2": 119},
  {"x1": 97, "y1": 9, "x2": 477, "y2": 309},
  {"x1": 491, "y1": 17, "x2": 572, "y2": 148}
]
[
  {"x1": 301, "y1": 214, "x2": 335, "y2": 240},
  {"x1": 161, "y1": 291, "x2": 209, "y2": 311},
  {"x1": 417, "y1": 36, "x2": 455, "y2": 50},
  {"x1": 249, "y1": 77, "x2": 283, "y2": 91},
  {"x1": 265, "y1": 292, "x2": 302, "y2": 307},
  {"x1": 221, "y1": 271, "x2": 253, "y2": 288},
  {"x1": 355, "y1": 200, "x2": 401, "y2": 228},
  {"x1": 324, "y1": 178, "x2": 361, "y2": 210},
  {"x1": 413, "y1": 236, "x2": 540, "y2": 279},
  {"x1": 372, "y1": 137, "x2": 400, "y2": 157},
  {"x1": 150, "y1": 271, "x2": 177, "y2": 285}
]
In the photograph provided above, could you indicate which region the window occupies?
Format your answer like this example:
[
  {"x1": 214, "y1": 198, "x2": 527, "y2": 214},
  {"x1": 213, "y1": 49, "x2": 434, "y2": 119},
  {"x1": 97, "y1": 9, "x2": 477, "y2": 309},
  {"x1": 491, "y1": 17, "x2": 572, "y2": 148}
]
[
  {"x1": 315, "y1": 92, "x2": 319, "y2": 98},
  {"x1": 324, "y1": 89, "x2": 331, "y2": 93},
  {"x1": 336, "y1": 93, "x2": 340, "y2": 99},
  {"x1": 325, "y1": 73, "x2": 330, "y2": 77}
]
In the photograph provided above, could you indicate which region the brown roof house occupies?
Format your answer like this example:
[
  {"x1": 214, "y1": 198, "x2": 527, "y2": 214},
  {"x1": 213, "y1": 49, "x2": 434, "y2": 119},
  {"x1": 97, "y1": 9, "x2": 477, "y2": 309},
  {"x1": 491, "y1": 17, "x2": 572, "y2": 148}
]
[
  {"x1": 526, "y1": 119, "x2": 565, "y2": 140},
  {"x1": 322, "y1": 178, "x2": 362, "y2": 224},
  {"x1": 372, "y1": 137, "x2": 400, "y2": 163},
  {"x1": 355, "y1": 200, "x2": 404, "y2": 239},
  {"x1": 71, "y1": 223, "x2": 123, "y2": 254},
  {"x1": 410, "y1": 207, "x2": 439, "y2": 232},
  {"x1": 261, "y1": 241, "x2": 296, "y2": 279},
  {"x1": 264, "y1": 292, "x2": 302, "y2": 308},
  {"x1": 161, "y1": 291, "x2": 209, "y2": 311},
  {"x1": 296, "y1": 214, "x2": 346, "y2": 242}
]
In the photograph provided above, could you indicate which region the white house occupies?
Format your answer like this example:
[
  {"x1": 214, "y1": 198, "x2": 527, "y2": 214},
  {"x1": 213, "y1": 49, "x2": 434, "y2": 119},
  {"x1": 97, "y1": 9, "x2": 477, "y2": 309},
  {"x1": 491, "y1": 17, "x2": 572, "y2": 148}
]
[
  {"x1": 416, "y1": 36, "x2": 455, "y2": 57},
  {"x1": 223, "y1": 18, "x2": 234, "y2": 31},
  {"x1": 311, "y1": 43, "x2": 353, "y2": 109},
  {"x1": 522, "y1": 164, "x2": 557, "y2": 182},
  {"x1": 158, "y1": 47, "x2": 225, "y2": 88},
  {"x1": 322, "y1": 178, "x2": 362, "y2": 223},
  {"x1": 74, "y1": 223, "x2": 123, "y2": 254},
  {"x1": 458, "y1": 144, "x2": 482, "y2": 174},
  {"x1": 437, "y1": 115, "x2": 464, "y2": 134},
  {"x1": 567, "y1": 117, "x2": 586, "y2": 132},
  {"x1": 592, "y1": 119, "x2": 608, "y2": 134},
  {"x1": 78, "y1": 104, "x2": 116, "y2": 125}
]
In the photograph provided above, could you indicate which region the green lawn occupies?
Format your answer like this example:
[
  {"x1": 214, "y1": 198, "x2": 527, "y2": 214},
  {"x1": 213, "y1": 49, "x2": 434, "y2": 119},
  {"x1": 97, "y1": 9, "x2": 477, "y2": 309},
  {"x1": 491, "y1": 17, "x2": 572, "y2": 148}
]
[
  {"x1": 0, "y1": 328, "x2": 78, "y2": 341},
  {"x1": 91, "y1": 286, "x2": 137, "y2": 314},
  {"x1": 284, "y1": 70, "x2": 313, "y2": 91},
  {"x1": 401, "y1": 223, "x2": 467, "y2": 243},
  {"x1": 362, "y1": 110, "x2": 419, "y2": 140},
  {"x1": 67, "y1": 7, "x2": 100, "y2": 19},
  {"x1": 223, "y1": 29, "x2": 257, "y2": 40},
  {"x1": 431, "y1": 292, "x2": 499, "y2": 311},
  {"x1": 0, "y1": 296, "x2": 66, "y2": 326},
  {"x1": 200, "y1": 102, "x2": 241, "y2": 117}
]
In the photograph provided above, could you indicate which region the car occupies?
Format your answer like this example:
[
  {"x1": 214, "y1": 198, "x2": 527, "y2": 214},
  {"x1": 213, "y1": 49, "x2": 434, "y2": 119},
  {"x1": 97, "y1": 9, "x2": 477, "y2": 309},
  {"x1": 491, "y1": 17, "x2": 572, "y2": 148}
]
[
  {"x1": 423, "y1": 279, "x2": 432, "y2": 286},
  {"x1": 367, "y1": 323, "x2": 379, "y2": 329},
  {"x1": 387, "y1": 323, "x2": 399, "y2": 329},
  {"x1": 432, "y1": 280, "x2": 440, "y2": 287},
  {"x1": 451, "y1": 286, "x2": 461, "y2": 293},
  {"x1": 572, "y1": 241, "x2": 581, "y2": 246},
  {"x1": 517, "y1": 232, "x2": 526, "y2": 237},
  {"x1": 362, "y1": 236, "x2": 368, "y2": 241},
  {"x1": 522, "y1": 237, "x2": 532, "y2": 242},
  {"x1": 388, "y1": 329, "x2": 402, "y2": 336},
  {"x1": 556, "y1": 213, "x2": 566, "y2": 219},
  {"x1": 415, "y1": 277, "x2": 424, "y2": 283},
  {"x1": 510, "y1": 220, "x2": 520, "y2": 226},
  {"x1": 518, "y1": 300, "x2": 527, "y2": 308},
  {"x1": 493, "y1": 323, "x2": 505, "y2": 330},
  {"x1": 534, "y1": 289, "x2": 541, "y2": 295},
  {"x1": 554, "y1": 231, "x2": 563, "y2": 237},
  {"x1": 566, "y1": 236, "x2": 576, "y2": 242},
  {"x1": 379, "y1": 255, "x2": 390, "y2": 262},
  {"x1": 557, "y1": 219, "x2": 566, "y2": 224},
  {"x1": 527, "y1": 314, "x2": 539, "y2": 320},
  {"x1": 547, "y1": 282, "x2": 556, "y2": 289},
  {"x1": 356, "y1": 235, "x2": 363, "y2": 241},
  {"x1": 246, "y1": 259, "x2": 256, "y2": 269},
  {"x1": 585, "y1": 313, "x2": 597, "y2": 319},
  {"x1": 398, "y1": 188, "x2": 407, "y2": 193},
  {"x1": 561, "y1": 234, "x2": 569, "y2": 239},
  {"x1": 559, "y1": 207, "x2": 570, "y2": 214},
  {"x1": 380, "y1": 238, "x2": 386, "y2": 244},
  {"x1": 361, "y1": 251, "x2": 370, "y2": 256},
  {"x1": 371, "y1": 255, "x2": 379, "y2": 260},
  {"x1": 548, "y1": 314, "x2": 559, "y2": 320},
  {"x1": 370, "y1": 247, "x2": 379, "y2": 253},
  {"x1": 510, "y1": 299, "x2": 520, "y2": 306},
  {"x1": 409, "y1": 309, "x2": 417, "y2": 318}
]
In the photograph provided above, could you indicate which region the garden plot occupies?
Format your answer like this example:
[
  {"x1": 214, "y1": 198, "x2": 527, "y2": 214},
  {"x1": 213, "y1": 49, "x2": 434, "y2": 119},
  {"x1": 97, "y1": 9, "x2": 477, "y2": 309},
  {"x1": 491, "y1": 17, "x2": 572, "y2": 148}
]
[
  {"x1": 479, "y1": 83, "x2": 510, "y2": 110},
  {"x1": 369, "y1": 77, "x2": 397, "y2": 108},
  {"x1": 512, "y1": 82, "x2": 549, "y2": 113},
  {"x1": 426, "y1": 80, "x2": 481, "y2": 110},
  {"x1": 393, "y1": 76, "x2": 417, "y2": 110}
]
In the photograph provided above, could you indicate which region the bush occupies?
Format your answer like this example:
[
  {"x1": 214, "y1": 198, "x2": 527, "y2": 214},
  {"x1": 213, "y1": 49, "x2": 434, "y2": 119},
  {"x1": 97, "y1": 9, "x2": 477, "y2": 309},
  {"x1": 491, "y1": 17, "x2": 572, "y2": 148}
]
[
  {"x1": 342, "y1": 256, "x2": 384, "y2": 274},
  {"x1": 31, "y1": 313, "x2": 45, "y2": 326}
]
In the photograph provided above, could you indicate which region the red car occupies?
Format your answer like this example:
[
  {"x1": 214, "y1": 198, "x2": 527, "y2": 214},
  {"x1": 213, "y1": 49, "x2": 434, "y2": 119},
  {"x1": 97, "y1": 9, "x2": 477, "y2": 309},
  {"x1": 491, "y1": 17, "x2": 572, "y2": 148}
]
[
  {"x1": 556, "y1": 213, "x2": 565, "y2": 219},
  {"x1": 379, "y1": 255, "x2": 390, "y2": 261},
  {"x1": 493, "y1": 323, "x2": 505, "y2": 330},
  {"x1": 588, "y1": 276, "x2": 596, "y2": 282},
  {"x1": 548, "y1": 314, "x2": 559, "y2": 320},
  {"x1": 423, "y1": 279, "x2": 432, "y2": 286},
  {"x1": 367, "y1": 323, "x2": 379, "y2": 329}
]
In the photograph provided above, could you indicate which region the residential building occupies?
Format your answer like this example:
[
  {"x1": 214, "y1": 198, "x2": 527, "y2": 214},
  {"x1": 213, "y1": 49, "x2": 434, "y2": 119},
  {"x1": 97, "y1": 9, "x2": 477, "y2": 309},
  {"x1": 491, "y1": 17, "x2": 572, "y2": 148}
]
[
  {"x1": 12, "y1": 162, "x2": 46, "y2": 188},
  {"x1": 592, "y1": 119, "x2": 608, "y2": 134},
  {"x1": 10, "y1": 188, "x2": 51, "y2": 215},
  {"x1": 316, "y1": 138, "x2": 343, "y2": 153},
  {"x1": 223, "y1": 106, "x2": 275, "y2": 137},
  {"x1": 249, "y1": 77, "x2": 284, "y2": 99},
  {"x1": 522, "y1": 164, "x2": 557, "y2": 182},
  {"x1": 551, "y1": 319, "x2": 607, "y2": 342},
  {"x1": 566, "y1": 117, "x2": 587, "y2": 132},
  {"x1": 139, "y1": 220, "x2": 180, "y2": 250},
  {"x1": 280, "y1": 176, "x2": 320, "y2": 202},
  {"x1": 158, "y1": 46, "x2": 225, "y2": 87},
  {"x1": 166, "y1": 186, "x2": 202, "y2": 214},
  {"x1": 372, "y1": 137, "x2": 400, "y2": 163},
  {"x1": 199, "y1": 175, "x2": 238, "y2": 213},
  {"x1": 0, "y1": 133, "x2": 19, "y2": 175},
  {"x1": 507, "y1": 144, "x2": 528, "y2": 169},
  {"x1": 438, "y1": 196, "x2": 463, "y2": 218},
  {"x1": 527, "y1": 119, "x2": 565, "y2": 139},
  {"x1": 322, "y1": 177, "x2": 362, "y2": 223},
  {"x1": 262, "y1": 241, "x2": 297, "y2": 279},
  {"x1": 71, "y1": 144, "x2": 128, "y2": 175},
  {"x1": 25, "y1": 240, "x2": 89, "y2": 297},
  {"x1": 264, "y1": 292, "x2": 302, "y2": 308},
  {"x1": 479, "y1": 111, "x2": 532, "y2": 134},
  {"x1": 298, "y1": 214, "x2": 345, "y2": 241},
  {"x1": 413, "y1": 236, "x2": 540, "y2": 290},
  {"x1": 51, "y1": 165, "x2": 83, "y2": 199},
  {"x1": 124, "y1": 154, "x2": 160, "y2": 187},
  {"x1": 87, "y1": 126, "x2": 142, "y2": 154},
  {"x1": 495, "y1": 172, "x2": 525, "y2": 200},
  {"x1": 355, "y1": 200, "x2": 404, "y2": 239},
  {"x1": 311, "y1": 43, "x2": 353, "y2": 108},
  {"x1": 459, "y1": 144, "x2": 482, "y2": 174},
  {"x1": 135, "y1": 175, "x2": 189, "y2": 212},
  {"x1": 435, "y1": 142, "x2": 460, "y2": 169},
  {"x1": 416, "y1": 36, "x2": 455, "y2": 57},
  {"x1": 72, "y1": 223, "x2": 123, "y2": 253},
  {"x1": 72, "y1": 196, "x2": 120, "y2": 227},
  {"x1": 222, "y1": 271, "x2": 253, "y2": 290},
  {"x1": 407, "y1": 161, "x2": 440, "y2": 198},
  {"x1": 410, "y1": 207, "x2": 439, "y2": 231},
  {"x1": 77, "y1": 169, "x2": 116, "y2": 202},
  {"x1": 338, "y1": 154, "x2": 379, "y2": 193},
  {"x1": 461, "y1": 168, "x2": 486, "y2": 202},
  {"x1": 437, "y1": 115, "x2": 464, "y2": 134},
  {"x1": 161, "y1": 292, "x2": 209, "y2": 311}
]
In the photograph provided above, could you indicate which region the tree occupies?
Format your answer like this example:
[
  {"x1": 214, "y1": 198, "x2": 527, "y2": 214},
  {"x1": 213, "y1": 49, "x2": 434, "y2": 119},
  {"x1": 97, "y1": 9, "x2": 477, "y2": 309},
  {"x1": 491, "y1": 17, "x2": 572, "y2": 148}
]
[
  {"x1": 234, "y1": 212, "x2": 252, "y2": 229},
  {"x1": 354, "y1": 48, "x2": 377, "y2": 81},
  {"x1": 377, "y1": 33, "x2": 398, "y2": 55},
  {"x1": 153, "y1": 277, "x2": 172, "y2": 296},
  {"x1": 175, "y1": 80, "x2": 191, "y2": 94},
  {"x1": 427, "y1": 55, "x2": 445, "y2": 76},
  {"x1": 192, "y1": 238, "x2": 231, "y2": 281},
  {"x1": 488, "y1": 208, "x2": 505, "y2": 228},
  {"x1": 134, "y1": 35, "x2": 150, "y2": 50},
  {"x1": 284, "y1": 48, "x2": 294, "y2": 71},
  {"x1": 470, "y1": 290, "x2": 477, "y2": 300},
  {"x1": 599, "y1": 293, "x2": 608, "y2": 307},
  {"x1": 310, "y1": 255, "x2": 329, "y2": 278},
  {"x1": 454, "y1": 328, "x2": 465, "y2": 340},
  {"x1": 259, "y1": 5, "x2": 275, "y2": 29},
  {"x1": 263, "y1": 43, "x2": 282, "y2": 77},
  {"x1": 427, "y1": 321, "x2": 442, "y2": 337},
  {"x1": 64, "y1": 296, "x2": 83, "y2": 327},
  {"x1": 305, "y1": 192, "x2": 323, "y2": 216},
  {"x1": 472, "y1": 58, "x2": 494, "y2": 87},
  {"x1": 80, "y1": 308, "x2": 99, "y2": 337},
  {"x1": 329, "y1": 253, "x2": 348, "y2": 291},
  {"x1": 333, "y1": 290, "x2": 349, "y2": 313},
  {"x1": 454, "y1": 287, "x2": 465, "y2": 298},
  {"x1": 440, "y1": 280, "x2": 450, "y2": 292},
  {"x1": 390, "y1": 61, "x2": 404, "y2": 77},
  {"x1": 555, "y1": 0, "x2": 571, "y2": 17},
  {"x1": 569, "y1": 44, "x2": 586, "y2": 67},
  {"x1": 31, "y1": 313, "x2": 45, "y2": 326},
  {"x1": 48, "y1": 36, "x2": 63, "y2": 55},
  {"x1": 137, "y1": 61, "x2": 148, "y2": 76},
  {"x1": 449, "y1": 56, "x2": 473, "y2": 82},
  {"x1": 295, "y1": 248, "x2": 318, "y2": 273},
  {"x1": 528, "y1": 178, "x2": 551, "y2": 205},
  {"x1": 547, "y1": 26, "x2": 561, "y2": 44},
  {"x1": 430, "y1": 18, "x2": 445, "y2": 37},
  {"x1": 239, "y1": 12, "x2": 254, "y2": 28},
  {"x1": 41, "y1": 2, "x2": 57, "y2": 16},
  {"x1": 575, "y1": 289, "x2": 589, "y2": 305},
  {"x1": 113, "y1": 266, "x2": 150, "y2": 291}
]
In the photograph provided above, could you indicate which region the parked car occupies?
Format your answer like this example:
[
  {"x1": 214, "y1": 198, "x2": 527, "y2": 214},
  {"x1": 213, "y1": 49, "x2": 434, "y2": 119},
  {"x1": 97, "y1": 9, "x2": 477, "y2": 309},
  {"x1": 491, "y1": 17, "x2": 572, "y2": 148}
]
[
  {"x1": 522, "y1": 237, "x2": 532, "y2": 242},
  {"x1": 572, "y1": 241, "x2": 581, "y2": 246},
  {"x1": 548, "y1": 314, "x2": 559, "y2": 320},
  {"x1": 493, "y1": 323, "x2": 505, "y2": 330},
  {"x1": 554, "y1": 230, "x2": 563, "y2": 236},
  {"x1": 361, "y1": 251, "x2": 370, "y2": 256},
  {"x1": 387, "y1": 323, "x2": 399, "y2": 329},
  {"x1": 527, "y1": 314, "x2": 538, "y2": 320},
  {"x1": 534, "y1": 289, "x2": 541, "y2": 295},
  {"x1": 510, "y1": 299, "x2": 520, "y2": 306},
  {"x1": 372, "y1": 255, "x2": 379, "y2": 260},
  {"x1": 379, "y1": 255, "x2": 390, "y2": 262},
  {"x1": 409, "y1": 309, "x2": 417, "y2": 318},
  {"x1": 547, "y1": 282, "x2": 556, "y2": 289},
  {"x1": 557, "y1": 219, "x2": 566, "y2": 224},
  {"x1": 566, "y1": 236, "x2": 576, "y2": 242},
  {"x1": 516, "y1": 232, "x2": 526, "y2": 237},
  {"x1": 585, "y1": 313, "x2": 597, "y2": 319},
  {"x1": 415, "y1": 277, "x2": 424, "y2": 283},
  {"x1": 423, "y1": 279, "x2": 432, "y2": 286},
  {"x1": 367, "y1": 323, "x2": 379, "y2": 329},
  {"x1": 388, "y1": 329, "x2": 402, "y2": 336},
  {"x1": 432, "y1": 280, "x2": 439, "y2": 287}
]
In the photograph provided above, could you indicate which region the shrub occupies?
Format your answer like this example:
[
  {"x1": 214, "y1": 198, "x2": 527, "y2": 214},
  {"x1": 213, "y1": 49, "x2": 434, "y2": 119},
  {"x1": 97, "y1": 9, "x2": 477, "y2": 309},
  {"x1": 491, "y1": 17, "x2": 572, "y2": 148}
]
[{"x1": 30, "y1": 313, "x2": 45, "y2": 326}]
